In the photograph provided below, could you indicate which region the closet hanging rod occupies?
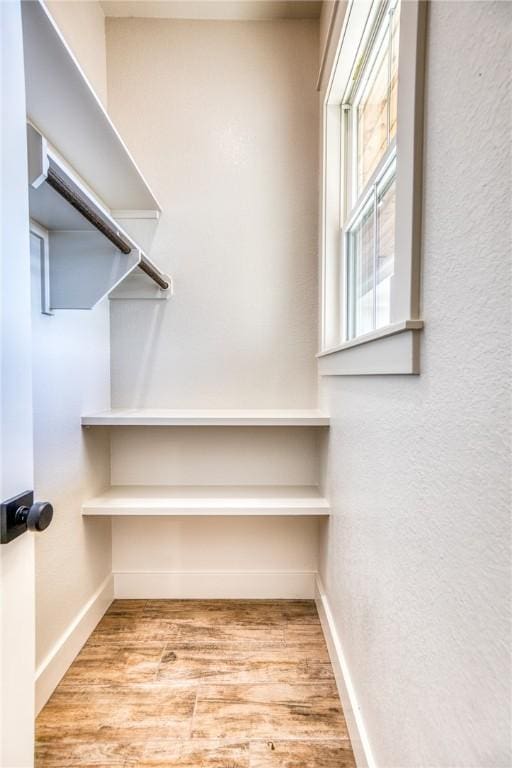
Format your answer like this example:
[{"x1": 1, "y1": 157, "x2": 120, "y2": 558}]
[
  {"x1": 45, "y1": 167, "x2": 132, "y2": 253},
  {"x1": 138, "y1": 257, "x2": 170, "y2": 290},
  {"x1": 45, "y1": 167, "x2": 170, "y2": 290}
]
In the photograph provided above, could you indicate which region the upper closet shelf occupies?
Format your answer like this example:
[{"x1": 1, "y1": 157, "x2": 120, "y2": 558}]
[
  {"x1": 21, "y1": 0, "x2": 160, "y2": 213},
  {"x1": 81, "y1": 409, "x2": 330, "y2": 426}
]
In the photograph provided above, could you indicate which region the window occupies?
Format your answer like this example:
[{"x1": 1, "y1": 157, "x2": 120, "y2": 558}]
[
  {"x1": 319, "y1": 0, "x2": 426, "y2": 375},
  {"x1": 344, "y1": 0, "x2": 399, "y2": 340}
]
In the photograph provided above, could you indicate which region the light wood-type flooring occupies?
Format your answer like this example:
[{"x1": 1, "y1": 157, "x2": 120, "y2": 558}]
[{"x1": 36, "y1": 600, "x2": 355, "y2": 767}]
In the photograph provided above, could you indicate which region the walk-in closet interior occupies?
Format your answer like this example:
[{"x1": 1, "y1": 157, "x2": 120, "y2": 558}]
[{"x1": 1, "y1": 0, "x2": 509, "y2": 766}]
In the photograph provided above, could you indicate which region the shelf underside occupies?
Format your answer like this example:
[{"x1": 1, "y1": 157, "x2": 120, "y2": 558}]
[
  {"x1": 82, "y1": 486, "x2": 330, "y2": 517},
  {"x1": 81, "y1": 409, "x2": 330, "y2": 426}
]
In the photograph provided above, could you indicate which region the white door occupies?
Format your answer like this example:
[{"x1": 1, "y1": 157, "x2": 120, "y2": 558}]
[{"x1": 1, "y1": 2, "x2": 36, "y2": 766}]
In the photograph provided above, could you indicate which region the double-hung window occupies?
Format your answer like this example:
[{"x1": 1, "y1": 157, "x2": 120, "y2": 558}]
[
  {"x1": 344, "y1": 0, "x2": 399, "y2": 340},
  {"x1": 319, "y1": 0, "x2": 426, "y2": 375}
]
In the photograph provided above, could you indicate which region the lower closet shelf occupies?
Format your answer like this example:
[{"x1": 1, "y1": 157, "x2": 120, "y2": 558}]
[{"x1": 82, "y1": 486, "x2": 330, "y2": 517}]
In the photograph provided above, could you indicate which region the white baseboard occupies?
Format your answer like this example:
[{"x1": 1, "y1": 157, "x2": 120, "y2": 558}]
[
  {"x1": 315, "y1": 576, "x2": 376, "y2": 768},
  {"x1": 35, "y1": 574, "x2": 113, "y2": 714},
  {"x1": 114, "y1": 570, "x2": 316, "y2": 599}
]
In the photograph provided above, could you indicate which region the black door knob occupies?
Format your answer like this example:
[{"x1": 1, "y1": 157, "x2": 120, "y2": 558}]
[{"x1": 15, "y1": 501, "x2": 53, "y2": 532}]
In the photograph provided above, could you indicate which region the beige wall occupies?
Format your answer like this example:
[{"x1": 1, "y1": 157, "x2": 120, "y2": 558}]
[
  {"x1": 106, "y1": 17, "x2": 319, "y2": 409},
  {"x1": 34, "y1": 1, "x2": 112, "y2": 712},
  {"x1": 319, "y1": 2, "x2": 511, "y2": 765},
  {"x1": 45, "y1": 0, "x2": 107, "y2": 106}
]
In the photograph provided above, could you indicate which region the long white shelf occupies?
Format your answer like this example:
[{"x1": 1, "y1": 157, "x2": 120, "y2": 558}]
[
  {"x1": 82, "y1": 486, "x2": 330, "y2": 517},
  {"x1": 21, "y1": 0, "x2": 160, "y2": 213},
  {"x1": 81, "y1": 409, "x2": 330, "y2": 426}
]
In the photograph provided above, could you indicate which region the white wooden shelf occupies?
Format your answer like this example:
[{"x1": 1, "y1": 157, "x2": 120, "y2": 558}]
[
  {"x1": 21, "y1": 0, "x2": 160, "y2": 213},
  {"x1": 81, "y1": 409, "x2": 330, "y2": 426},
  {"x1": 82, "y1": 486, "x2": 330, "y2": 517}
]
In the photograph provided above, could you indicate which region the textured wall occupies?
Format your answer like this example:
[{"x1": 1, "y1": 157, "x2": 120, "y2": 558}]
[
  {"x1": 106, "y1": 17, "x2": 318, "y2": 409},
  {"x1": 32, "y1": 3, "x2": 112, "y2": 700},
  {"x1": 319, "y1": 2, "x2": 511, "y2": 765},
  {"x1": 45, "y1": 0, "x2": 107, "y2": 106}
]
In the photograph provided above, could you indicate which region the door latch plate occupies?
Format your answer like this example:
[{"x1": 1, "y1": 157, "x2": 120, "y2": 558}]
[{"x1": 1, "y1": 491, "x2": 34, "y2": 544}]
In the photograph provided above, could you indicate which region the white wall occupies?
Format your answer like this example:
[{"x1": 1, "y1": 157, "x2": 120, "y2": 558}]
[
  {"x1": 319, "y1": 2, "x2": 511, "y2": 766},
  {"x1": 45, "y1": 0, "x2": 107, "y2": 106},
  {"x1": 112, "y1": 515, "x2": 319, "y2": 599},
  {"x1": 33, "y1": 2, "x2": 112, "y2": 712},
  {"x1": 104, "y1": 17, "x2": 321, "y2": 598},
  {"x1": 106, "y1": 17, "x2": 319, "y2": 409},
  {"x1": 110, "y1": 426, "x2": 321, "y2": 486}
]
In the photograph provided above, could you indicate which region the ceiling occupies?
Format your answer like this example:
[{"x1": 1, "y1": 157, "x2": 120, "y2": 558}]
[{"x1": 100, "y1": 1, "x2": 322, "y2": 21}]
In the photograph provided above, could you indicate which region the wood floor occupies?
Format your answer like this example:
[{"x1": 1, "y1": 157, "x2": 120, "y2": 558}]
[{"x1": 36, "y1": 600, "x2": 355, "y2": 767}]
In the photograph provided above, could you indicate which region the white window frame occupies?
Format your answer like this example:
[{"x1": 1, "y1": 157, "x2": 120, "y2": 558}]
[{"x1": 318, "y1": 0, "x2": 426, "y2": 375}]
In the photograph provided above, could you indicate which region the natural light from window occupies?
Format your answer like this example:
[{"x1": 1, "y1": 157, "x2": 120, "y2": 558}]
[{"x1": 344, "y1": 0, "x2": 400, "y2": 340}]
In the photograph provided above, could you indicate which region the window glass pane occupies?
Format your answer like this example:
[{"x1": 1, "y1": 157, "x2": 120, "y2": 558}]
[
  {"x1": 354, "y1": 2, "x2": 401, "y2": 196},
  {"x1": 389, "y1": 5, "x2": 400, "y2": 140},
  {"x1": 348, "y1": 202, "x2": 375, "y2": 338},
  {"x1": 357, "y1": 39, "x2": 389, "y2": 192},
  {"x1": 376, "y1": 174, "x2": 395, "y2": 329}
]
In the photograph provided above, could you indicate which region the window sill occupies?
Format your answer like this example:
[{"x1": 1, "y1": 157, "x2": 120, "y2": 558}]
[{"x1": 317, "y1": 320, "x2": 424, "y2": 376}]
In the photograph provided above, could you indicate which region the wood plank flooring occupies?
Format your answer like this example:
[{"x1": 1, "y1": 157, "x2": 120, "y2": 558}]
[{"x1": 36, "y1": 600, "x2": 355, "y2": 767}]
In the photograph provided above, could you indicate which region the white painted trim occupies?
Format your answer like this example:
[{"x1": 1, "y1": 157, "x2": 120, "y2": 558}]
[
  {"x1": 318, "y1": 319, "x2": 423, "y2": 357},
  {"x1": 318, "y1": 325, "x2": 421, "y2": 376},
  {"x1": 114, "y1": 570, "x2": 316, "y2": 599},
  {"x1": 315, "y1": 576, "x2": 376, "y2": 768},
  {"x1": 35, "y1": 574, "x2": 113, "y2": 714},
  {"x1": 29, "y1": 220, "x2": 53, "y2": 316}
]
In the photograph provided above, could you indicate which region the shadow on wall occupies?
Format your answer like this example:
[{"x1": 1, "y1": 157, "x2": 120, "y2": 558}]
[{"x1": 117, "y1": 301, "x2": 167, "y2": 407}]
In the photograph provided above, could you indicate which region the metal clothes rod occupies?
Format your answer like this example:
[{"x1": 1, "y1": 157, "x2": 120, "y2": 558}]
[
  {"x1": 45, "y1": 167, "x2": 169, "y2": 290},
  {"x1": 138, "y1": 256, "x2": 170, "y2": 290},
  {"x1": 45, "y1": 167, "x2": 132, "y2": 253}
]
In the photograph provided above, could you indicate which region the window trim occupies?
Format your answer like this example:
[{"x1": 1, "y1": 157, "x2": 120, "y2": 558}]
[{"x1": 319, "y1": 0, "x2": 427, "y2": 375}]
